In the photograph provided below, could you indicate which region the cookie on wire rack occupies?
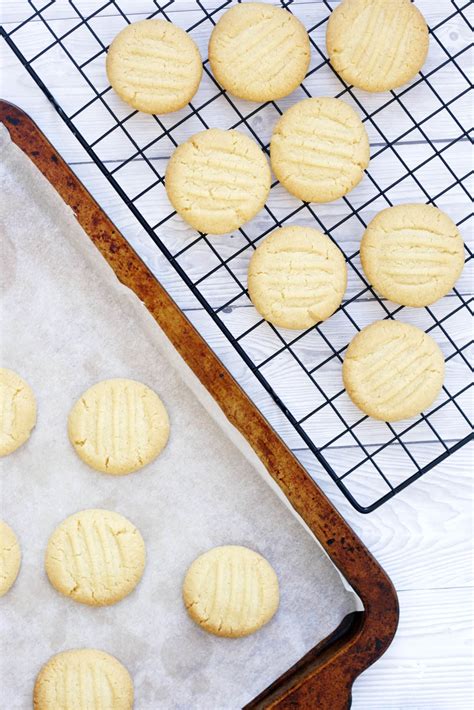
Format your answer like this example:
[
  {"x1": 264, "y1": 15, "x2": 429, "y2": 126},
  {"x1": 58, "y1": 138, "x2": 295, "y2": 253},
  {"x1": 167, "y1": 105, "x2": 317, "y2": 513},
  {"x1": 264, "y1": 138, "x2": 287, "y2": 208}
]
[
  {"x1": 343, "y1": 320, "x2": 445, "y2": 422},
  {"x1": 248, "y1": 226, "x2": 347, "y2": 330},
  {"x1": 165, "y1": 128, "x2": 271, "y2": 234},
  {"x1": 106, "y1": 19, "x2": 202, "y2": 114},
  {"x1": 326, "y1": 0, "x2": 429, "y2": 92},
  {"x1": 209, "y1": 2, "x2": 310, "y2": 102},
  {"x1": 360, "y1": 204, "x2": 465, "y2": 307},
  {"x1": 270, "y1": 97, "x2": 370, "y2": 203}
]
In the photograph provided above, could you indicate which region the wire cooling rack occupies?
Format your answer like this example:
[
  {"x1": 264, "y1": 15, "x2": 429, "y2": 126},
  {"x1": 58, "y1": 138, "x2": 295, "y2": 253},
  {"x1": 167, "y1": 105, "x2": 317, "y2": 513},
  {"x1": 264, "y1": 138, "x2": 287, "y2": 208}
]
[{"x1": 2, "y1": 0, "x2": 473, "y2": 512}]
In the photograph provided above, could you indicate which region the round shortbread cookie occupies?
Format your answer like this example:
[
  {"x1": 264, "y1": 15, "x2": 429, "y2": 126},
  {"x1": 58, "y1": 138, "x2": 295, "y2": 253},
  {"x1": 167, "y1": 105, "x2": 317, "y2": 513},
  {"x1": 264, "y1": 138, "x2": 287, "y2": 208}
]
[
  {"x1": 34, "y1": 649, "x2": 133, "y2": 710},
  {"x1": 68, "y1": 378, "x2": 169, "y2": 475},
  {"x1": 248, "y1": 226, "x2": 347, "y2": 330},
  {"x1": 165, "y1": 128, "x2": 271, "y2": 234},
  {"x1": 270, "y1": 97, "x2": 369, "y2": 203},
  {"x1": 106, "y1": 19, "x2": 202, "y2": 114},
  {"x1": 0, "y1": 368, "x2": 37, "y2": 457},
  {"x1": 45, "y1": 509, "x2": 146, "y2": 606},
  {"x1": 326, "y1": 0, "x2": 429, "y2": 92},
  {"x1": 183, "y1": 545, "x2": 279, "y2": 638},
  {"x1": 360, "y1": 204, "x2": 465, "y2": 307},
  {"x1": 0, "y1": 520, "x2": 21, "y2": 597},
  {"x1": 208, "y1": 2, "x2": 310, "y2": 102},
  {"x1": 343, "y1": 320, "x2": 445, "y2": 421}
]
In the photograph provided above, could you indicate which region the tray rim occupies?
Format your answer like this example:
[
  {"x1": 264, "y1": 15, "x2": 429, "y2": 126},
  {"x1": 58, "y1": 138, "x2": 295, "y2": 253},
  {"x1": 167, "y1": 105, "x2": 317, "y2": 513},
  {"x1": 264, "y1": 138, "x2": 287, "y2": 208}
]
[{"x1": 0, "y1": 99, "x2": 399, "y2": 710}]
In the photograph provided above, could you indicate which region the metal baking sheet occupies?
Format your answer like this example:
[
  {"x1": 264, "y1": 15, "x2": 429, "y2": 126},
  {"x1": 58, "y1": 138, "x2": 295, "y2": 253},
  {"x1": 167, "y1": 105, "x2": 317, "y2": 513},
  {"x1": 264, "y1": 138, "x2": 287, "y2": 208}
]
[{"x1": 0, "y1": 124, "x2": 359, "y2": 709}]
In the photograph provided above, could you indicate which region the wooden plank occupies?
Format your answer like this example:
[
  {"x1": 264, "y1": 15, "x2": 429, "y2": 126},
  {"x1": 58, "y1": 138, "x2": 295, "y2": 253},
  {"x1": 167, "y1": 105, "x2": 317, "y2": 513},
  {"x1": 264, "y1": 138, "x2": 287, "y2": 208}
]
[
  {"x1": 352, "y1": 586, "x2": 474, "y2": 709},
  {"x1": 298, "y1": 444, "x2": 474, "y2": 590}
]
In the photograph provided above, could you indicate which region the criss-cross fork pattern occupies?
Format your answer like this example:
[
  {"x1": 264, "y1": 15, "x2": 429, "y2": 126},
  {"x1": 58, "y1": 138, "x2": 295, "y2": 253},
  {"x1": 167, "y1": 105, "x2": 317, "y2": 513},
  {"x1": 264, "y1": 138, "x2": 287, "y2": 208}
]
[{"x1": 2, "y1": 0, "x2": 472, "y2": 512}]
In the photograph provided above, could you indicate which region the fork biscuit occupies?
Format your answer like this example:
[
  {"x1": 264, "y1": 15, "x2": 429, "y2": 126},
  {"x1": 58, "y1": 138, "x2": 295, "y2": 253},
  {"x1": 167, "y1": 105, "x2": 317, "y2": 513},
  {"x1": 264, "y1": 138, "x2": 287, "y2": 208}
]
[
  {"x1": 166, "y1": 128, "x2": 271, "y2": 234},
  {"x1": 106, "y1": 19, "x2": 202, "y2": 114},
  {"x1": 270, "y1": 97, "x2": 369, "y2": 203},
  {"x1": 0, "y1": 520, "x2": 21, "y2": 597},
  {"x1": 209, "y1": 2, "x2": 310, "y2": 102},
  {"x1": 34, "y1": 649, "x2": 133, "y2": 709},
  {"x1": 343, "y1": 320, "x2": 445, "y2": 421},
  {"x1": 68, "y1": 378, "x2": 169, "y2": 475},
  {"x1": 248, "y1": 226, "x2": 347, "y2": 329},
  {"x1": 326, "y1": 0, "x2": 429, "y2": 92},
  {"x1": 45, "y1": 509, "x2": 146, "y2": 607},
  {"x1": 183, "y1": 545, "x2": 279, "y2": 637},
  {"x1": 360, "y1": 204, "x2": 465, "y2": 307},
  {"x1": 0, "y1": 368, "x2": 37, "y2": 457}
]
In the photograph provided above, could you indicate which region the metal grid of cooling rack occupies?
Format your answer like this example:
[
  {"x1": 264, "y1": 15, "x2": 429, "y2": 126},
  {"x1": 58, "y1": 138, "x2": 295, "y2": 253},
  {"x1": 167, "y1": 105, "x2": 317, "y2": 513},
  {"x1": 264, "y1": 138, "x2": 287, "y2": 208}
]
[{"x1": 2, "y1": 0, "x2": 473, "y2": 512}]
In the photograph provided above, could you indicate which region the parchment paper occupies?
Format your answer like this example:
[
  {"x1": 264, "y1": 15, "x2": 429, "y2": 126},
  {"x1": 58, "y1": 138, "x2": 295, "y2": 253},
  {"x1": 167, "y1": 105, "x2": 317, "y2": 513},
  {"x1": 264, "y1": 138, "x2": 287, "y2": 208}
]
[{"x1": 0, "y1": 125, "x2": 359, "y2": 709}]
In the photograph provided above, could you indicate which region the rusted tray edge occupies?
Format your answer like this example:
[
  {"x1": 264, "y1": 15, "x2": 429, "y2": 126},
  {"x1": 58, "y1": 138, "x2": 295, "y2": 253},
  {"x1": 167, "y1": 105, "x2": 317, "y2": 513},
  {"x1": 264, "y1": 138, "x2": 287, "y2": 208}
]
[{"x1": 0, "y1": 100, "x2": 399, "y2": 710}]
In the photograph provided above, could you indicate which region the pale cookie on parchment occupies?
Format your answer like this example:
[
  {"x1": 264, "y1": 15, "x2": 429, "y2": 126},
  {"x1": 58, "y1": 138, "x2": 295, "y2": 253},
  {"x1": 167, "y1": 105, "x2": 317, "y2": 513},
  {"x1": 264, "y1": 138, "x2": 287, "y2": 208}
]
[
  {"x1": 0, "y1": 520, "x2": 21, "y2": 597},
  {"x1": 209, "y1": 2, "x2": 310, "y2": 102},
  {"x1": 165, "y1": 128, "x2": 271, "y2": 234},
  {"x1": 248, "y1": 226, "x2": 347, "y2": 330},
  {"x1": 106, "y1": 19, "x2": 202, "y2": 114},
  {"x1": 360, "y1": 204, "x2": 465, "y2": 307},
  {"x1": 270, "y1": 97, "x2": 369, "y2": 203},
  {"x1": 45, "y1": 509, "x2": 146, "y2": 606},
  {"x1": 183, "y1": 545, "x2": 279, "y2": 638},
  {"x1": 343, "y1": 320, "x2": 445, "y2": 422},
  {"x1": 0, "y1": 368, "x2": 37, "y2": 456},
  {"x1": 68, "y1": 378, "x2": 169, "y2": 475},
  {"x1": 34, "y1": 649, "x2": 134, "y2": 710},
  {"x1": 326, "y1": 0, "x2": 429, "y2": 92}
]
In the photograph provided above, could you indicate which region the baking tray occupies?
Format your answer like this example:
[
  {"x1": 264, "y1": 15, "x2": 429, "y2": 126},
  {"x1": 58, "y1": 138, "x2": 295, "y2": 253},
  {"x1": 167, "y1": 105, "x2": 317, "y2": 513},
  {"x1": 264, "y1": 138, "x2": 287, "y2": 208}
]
[
  {"x1": 0, "y1": 100, "x2": 398, "y2": 709},
  {"x1": 1, "y1": 0, "x2": 471, "y2": 514}
]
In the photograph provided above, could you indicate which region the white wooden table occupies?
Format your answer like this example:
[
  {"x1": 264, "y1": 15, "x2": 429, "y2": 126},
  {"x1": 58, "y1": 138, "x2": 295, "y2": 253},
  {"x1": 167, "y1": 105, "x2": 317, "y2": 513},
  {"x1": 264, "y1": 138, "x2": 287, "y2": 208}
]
[{"x1": 1, "y1": 1, "x2": 472, "y2": 708}]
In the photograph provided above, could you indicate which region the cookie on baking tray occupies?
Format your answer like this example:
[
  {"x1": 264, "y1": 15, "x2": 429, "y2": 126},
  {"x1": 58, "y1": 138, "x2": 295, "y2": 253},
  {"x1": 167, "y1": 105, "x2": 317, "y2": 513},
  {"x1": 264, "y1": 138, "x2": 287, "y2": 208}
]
[
  {"x1": 360, "y1": 204, "x2": 465, "y2": 307},
  {"x1": 0, "y1": 520, "x2": 21, "y2": 597},
  {"x1": 106, "y1": 19, "x2": 202, "y2": 114},
  {"x1": 165, "y1": 128, "x2": 271, "y2": 234},
  {"x1": 248, "y1": 225, "x2": 347, "y2": 330},
  {"x1": 68, "y1": 378, "x2": 169, "y2": 475},
  {"x1": 326, "y1": 0, "x2": 429, "y2": 92},
  {"x1": 270, "y1": 97, "x2": 369, "y2": 203},
  {"x1": 342, "y1": 320, "x2": 445, "y2": 422},
  {"x1": 209, "y1": 2, "x2": 310, "y2": 102},
  {"x1": 0, "y1": 368, "x2": 37, "y2": 457},
  {"x1": 45, "y1": 509, "x2": 146, "y2": 606},
  {"x1": 183, "y1": 545, "x2": 279, "y2": 637},
  {"x1": 33, "y1": 649, "x2": 134, "y2": 710}
]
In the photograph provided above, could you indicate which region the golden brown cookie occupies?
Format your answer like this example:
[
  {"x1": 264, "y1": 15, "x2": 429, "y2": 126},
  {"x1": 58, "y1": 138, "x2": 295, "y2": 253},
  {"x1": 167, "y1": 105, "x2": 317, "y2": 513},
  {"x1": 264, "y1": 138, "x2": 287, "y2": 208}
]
[
  {"x1": 68, "y1": 378, "x2": 169, "y2": 475},
  {"x1": 106, "y1": 19, "x2": 202, "y2": 114},
  {"x1": 343, "y1": 320, "x2": 445, "y2": 421},
  {"x1": 209, "y1": 2, "x2": 310, "y2": 101},
  {"x1": 326, "y1": 0, "x2": 429, "y2": 92},
  {"x1": 248, "y1": 226, "x2": 347, "y2": 329},
  {"x1": 0, "y1": 520, "x2": 21, "y2": 597},
  {"x1": 34, "y1": 649, "x2": 134, "y2": 710},
  {"x1": 165, "y1": 128, "x2": 271, "y2": 234},
  {"x1": 45, "y1": 509, "x2": 146, "y2": 606},
  {"x1": 0, "y1": 368, "x2": 37, "y2": 456},
  {"x1": 360, "y1": 204, "x2": 465, "y2": 307},
  {"x1": 270, "y1": 97, "x2": 369, "y2": 203},
  {"x1": 183, "y1": 545, "x2": 279, "y2": 637}
]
